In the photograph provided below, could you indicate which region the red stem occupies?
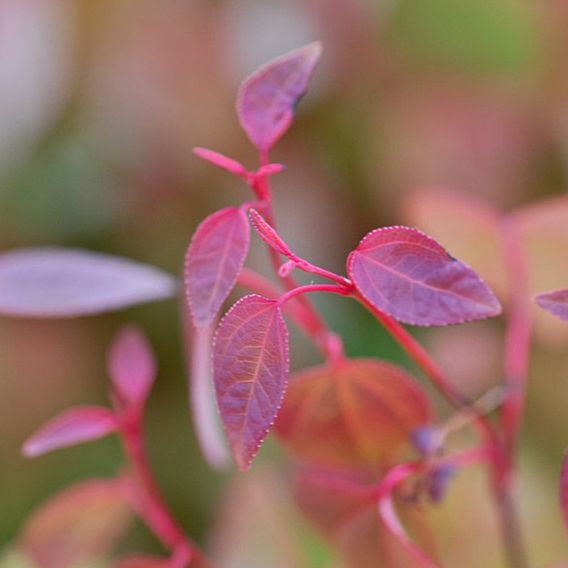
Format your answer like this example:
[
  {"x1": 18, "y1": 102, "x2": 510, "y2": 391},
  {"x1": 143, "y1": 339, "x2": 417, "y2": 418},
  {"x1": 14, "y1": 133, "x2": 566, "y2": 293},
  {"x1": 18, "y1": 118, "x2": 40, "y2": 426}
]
[
  {"x1": 119, "y1": 416, "x2": 214, "y2": 567},
  {"x1": 499, "y1": 217, "x2": 532, "y2": 469}
]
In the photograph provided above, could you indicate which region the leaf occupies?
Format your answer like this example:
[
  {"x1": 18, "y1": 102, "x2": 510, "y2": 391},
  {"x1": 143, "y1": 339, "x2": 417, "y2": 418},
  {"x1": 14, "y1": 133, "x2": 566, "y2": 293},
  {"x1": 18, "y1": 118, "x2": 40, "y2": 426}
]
[
  {"x1": 213, "y1": 294, "x2": 289, "y2": 470},
  {"x1": 403, "y1": 188, "x2": 506, "y2": 298},
  {"x1": 513, "y1": 195, "x2": 568, "y2": 345},
  {"x1": 534, "y1": 289, "x2": 568, "y2": 324},
  {"x1": 249, "y1": 209, "x2": 296, "y2": 259},
  {"x1": 275, "y1": 358, "x2": 431, "y2": 467},
  {"x1": 193, "y1": 147, "x2": 247, "y2": 178},
  {"x1": 18, "y1": 478, "x2": 132, "y2": 568},
  {"x1": 237, "y1": 42, "x2": 322, "y2": 152},
  {"x1": 560, "y1": 450, "x2": 568, "y2": 537},
  {"x1": 22, "y1": 406, "x2": 117, "y2": 458},
  {"x1": 0, "y1": 248, "x2": 176, "y2": 318},
  {"x1": 187, "y1": 320, "x2": 229, "y2": 469},
  {"x1": 184, "y1": 207, "x2": 250, "y2": 327},
  {"x1": 347, "y1": 226, "x2": 501, "y2": 326},
  {"x1": 108, "y1": 326, "x2": 156, "y2": 410}
]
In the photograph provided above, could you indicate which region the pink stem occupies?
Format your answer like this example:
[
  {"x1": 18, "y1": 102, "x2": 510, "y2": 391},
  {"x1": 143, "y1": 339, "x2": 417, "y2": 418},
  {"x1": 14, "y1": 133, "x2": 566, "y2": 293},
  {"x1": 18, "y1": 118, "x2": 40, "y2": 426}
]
[
  {"x1": 499, "y1": 217, "x2": 532, "y2": 468},
  {"x1": 375, "y1": 448, "x2": 489, "y2": 568},
  {"x1": 278, "y1": 283, "x2": 352, "y2": 306},
  {"x1": 119, "y1": 416, "x2": 214, "y2": 567}
]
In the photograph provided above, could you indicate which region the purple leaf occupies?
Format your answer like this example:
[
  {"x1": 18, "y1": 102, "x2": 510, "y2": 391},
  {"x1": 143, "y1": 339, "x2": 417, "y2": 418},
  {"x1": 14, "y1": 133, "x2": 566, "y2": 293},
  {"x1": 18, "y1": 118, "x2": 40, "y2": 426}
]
[
  {"x1": 193, "y1": 147, "x2": 247, "y2": 178},
  {"x1": 0, "y1": 248, "x2": 176, "y2": 318},
  {"x1": 534, "y1": 289, "x2": 568, "y2": 323},
  {"x1": 184, "y1": 207, "x2": 250, "y2": 327},
  {"x1": 249, "y1": 209, "x2": 295, "y2": 259},
  {"x1": 237, "y1": 42, "x2": 322, "y2": 152},
  {"x1": 560, "y1": 450, "x2": 568, "y2": 535},
  {"x1": 22, "y1": 406, "x2": 117, "y2": 457},
  {"x1": 108, "y1": 326, "x2": 156, "y2": 410},
  {"x1": 347, "y1": 226, "x2": 501, "y2": 326},
  {"x1": 213, "y1": 295, "x2": 289, "y2": 471}
]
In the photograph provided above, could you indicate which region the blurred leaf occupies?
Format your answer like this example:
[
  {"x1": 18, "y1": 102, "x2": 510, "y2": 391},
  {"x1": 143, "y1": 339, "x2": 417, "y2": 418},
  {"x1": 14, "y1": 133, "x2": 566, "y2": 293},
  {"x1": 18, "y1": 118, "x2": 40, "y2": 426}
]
[
  {"x1": 390, "y1": 0, "x2": 540, "y2": 74},
  {"x1": 18, "y1": 477, "x2": 132, "y2": 568},
  {"x1": 276, "y1": 358, "x2": 431, "y2": 468},
  {"x1": 0, "y1": 248, "x2": 176, "y2": 318},
  {"x1": 513, "y1": 195, "x2": 568, "y2": 345}
]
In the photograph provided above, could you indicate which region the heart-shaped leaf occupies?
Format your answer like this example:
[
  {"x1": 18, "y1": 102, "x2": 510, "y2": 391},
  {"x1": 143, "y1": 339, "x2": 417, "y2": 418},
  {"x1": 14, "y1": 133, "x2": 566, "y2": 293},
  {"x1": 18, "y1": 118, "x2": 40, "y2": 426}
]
[
  {"x1": 108, "y1": 326, "x2": 156, "y2": 410},
  {"x1": 19, "y1": 478, "x2": 132, "y2": 568},
  {"x1": 213, "y1": 294, "x2": 289, "y2": 470},
  {"x1": 347, "y1": 226, "x2": 501, "y2": 326},
  {"x1": 185, "y1": 207, "x2": 250, "y2": 327},
  {"x1": 0, "y1": 248, "x2": 176, "y2": 318},
  {"x1": 237, "y1": 42, "x2": 322, "y2": 152},
  {"x1": 534, "y1": 289, "x2": 568, "y2": 323},
  {"x1": 275, "y1": 358, "x2": 431, "y2": 467},
  {"x1": 22, "y1": 406, "x2": 117, "y2": 458}
]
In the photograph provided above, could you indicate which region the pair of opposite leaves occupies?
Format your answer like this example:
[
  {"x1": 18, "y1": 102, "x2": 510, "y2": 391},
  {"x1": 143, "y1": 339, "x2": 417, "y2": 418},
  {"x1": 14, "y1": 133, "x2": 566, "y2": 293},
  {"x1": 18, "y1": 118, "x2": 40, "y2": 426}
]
[{"x1": 182, "y1": 44, "x2": 501, "y2": 471}]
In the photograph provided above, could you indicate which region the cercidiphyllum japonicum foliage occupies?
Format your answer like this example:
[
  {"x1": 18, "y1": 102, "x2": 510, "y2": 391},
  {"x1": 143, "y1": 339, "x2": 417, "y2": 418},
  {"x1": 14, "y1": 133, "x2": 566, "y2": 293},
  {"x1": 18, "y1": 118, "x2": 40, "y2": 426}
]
[{"x1": 11, "y1": 41, "x2": 566, "y2": 568}]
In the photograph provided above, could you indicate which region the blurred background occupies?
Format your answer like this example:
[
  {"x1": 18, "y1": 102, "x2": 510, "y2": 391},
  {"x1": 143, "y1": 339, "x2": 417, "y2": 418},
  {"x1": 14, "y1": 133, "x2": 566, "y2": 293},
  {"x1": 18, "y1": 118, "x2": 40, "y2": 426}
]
[{"x1": 1, "y1": 0, "x2": 568, "y2": 566}]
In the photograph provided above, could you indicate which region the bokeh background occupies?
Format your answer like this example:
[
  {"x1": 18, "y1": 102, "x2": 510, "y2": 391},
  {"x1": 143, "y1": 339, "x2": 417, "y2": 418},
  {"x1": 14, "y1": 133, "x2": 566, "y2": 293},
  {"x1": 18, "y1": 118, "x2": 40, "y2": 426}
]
[{"x1": 1, "y1": 0, "x2": 568, "y2": 566}]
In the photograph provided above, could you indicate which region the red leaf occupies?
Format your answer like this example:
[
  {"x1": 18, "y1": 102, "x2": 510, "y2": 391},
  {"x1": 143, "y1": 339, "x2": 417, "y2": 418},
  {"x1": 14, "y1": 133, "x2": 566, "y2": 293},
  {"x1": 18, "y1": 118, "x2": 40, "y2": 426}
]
[
  {"x1": 0, "y1": 248, "x2": 175, "y2": 318},
  {"x1": 22, "y1": 406, "x2": 116, "y2": 458},
  {"x1": 560, "y1": 450, "x2": 568, "y2": 536},
  {"x1": 534, "y1": 289, "x2": 568, "y2": 323},
  {"x1": 237, "y1": 42, "x2": 322, "y2": 152},
  {"x1": 347, "y1": 226, "x2": 501, "y2": 326},
  {"x1": 275, "y1": 358, "x2": 431, "y2": 467},
  {"x1": 19, "y1": 477, "x2": 132, "y2": 568},
  {"x1": 108, "y1": 326, "x2": 156, "y2": 410},
  {"x1": 249, "y1": 209, "x2": 295, "y2": 259},
  {"x1": 193, "y1": 147, "x2": 247, "y2": 178},
  {"x1": 185, "y1": 207, "x2": 250, "y2": 327},
  {"x1": 213, "y1": 295, "x2": 289, "y2": 470}
]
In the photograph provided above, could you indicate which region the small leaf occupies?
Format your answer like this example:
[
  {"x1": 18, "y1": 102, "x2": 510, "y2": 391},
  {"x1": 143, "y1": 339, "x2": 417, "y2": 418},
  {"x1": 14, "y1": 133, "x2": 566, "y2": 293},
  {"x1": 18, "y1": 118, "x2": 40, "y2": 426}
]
[
  {"x1": 347, "y1": 226, "x2": 501, "y2": 326},
  {"x1": 213, "y1": 294, "x2": 289, "y2": 470},
  {"x1": 275, "y1": 358, "x2": 431, "y2": 467},
  {"x1": 534, "y1": 289, "x2": 568, "y2": 323},
  {"x1": 0, "y1": 248, "x2": 175, "y2": 318},
  {"x1": 560, "y1": 450, "x2": 568, "y2": 536},
  {"x1": 22, "y1": 406, "x2": 116, "y2": 458},
  {"x1": 185, "y1": 207, "x2": 250, "y2": 327},
  {"x1": 249, "y1": 209, "x2": 295, "y2": 259},
  {"x1": 193, "y1": 147, "x2": 247, "y2": 178},
  {"x1": 514, "y1": 195, "x2": 568, "y2": 344},
  {"x1": 237, "y1": 42, "x2": 322, "y2": 151},
  {"x1": 108, "y1": 326, "x2": 156, "y2": 409},
  {"x1": 19, "y1": 478, "x2": 132, "y2": 568}
]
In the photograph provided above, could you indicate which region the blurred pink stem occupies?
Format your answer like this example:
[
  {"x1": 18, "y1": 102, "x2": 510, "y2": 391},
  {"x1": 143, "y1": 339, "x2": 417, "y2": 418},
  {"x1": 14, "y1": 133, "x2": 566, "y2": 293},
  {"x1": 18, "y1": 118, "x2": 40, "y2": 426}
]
[
  {"x1": 119, "y1": 416, "x2": 214, "y2": 568},
  {"x1": 499, "y1": 217, "x2": 532, "y2": 468}
]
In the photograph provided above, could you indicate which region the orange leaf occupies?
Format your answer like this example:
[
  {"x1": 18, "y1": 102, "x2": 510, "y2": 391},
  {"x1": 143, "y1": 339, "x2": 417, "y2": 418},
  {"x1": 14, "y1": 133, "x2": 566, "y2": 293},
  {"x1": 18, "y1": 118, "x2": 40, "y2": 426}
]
[{"x1": 275, "y1": 358, "x2": 431, "y2": 468}]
